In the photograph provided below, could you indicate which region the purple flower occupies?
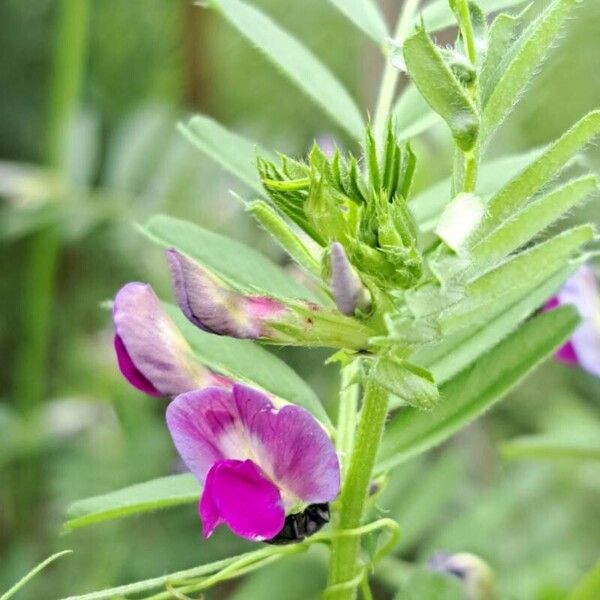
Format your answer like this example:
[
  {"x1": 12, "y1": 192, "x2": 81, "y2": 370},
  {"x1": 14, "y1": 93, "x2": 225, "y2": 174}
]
[
  {"x1": 166, "y1": 248, "x2": 286, "y2": 339},
  {"x1": 166, "y1": 383, "x2": 340, "y2": 541},
  {"x1": 113, "y1": 282, "x2": 229, "y2": 397},
  {"x1": 546, "y1": 265, "x2": 600, "y2": 377}
]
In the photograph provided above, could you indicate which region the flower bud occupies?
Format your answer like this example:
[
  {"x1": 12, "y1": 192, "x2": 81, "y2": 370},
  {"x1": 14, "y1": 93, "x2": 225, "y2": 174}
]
[
  {"x1": 166, "y1": 248, "x2": 375, "y2": 350},
  {"x1": 113, "y1": 282, "x2": 227, "y2": 397},
  {"x1": 166, "y1": 248, "x2": 287, "y2": 339},
  {"x1": 428, "y1": 552, "x2": 496, "y2": 600},
  {"x1": 329, "y1": 242, "x2": 371, "y2": 316}
]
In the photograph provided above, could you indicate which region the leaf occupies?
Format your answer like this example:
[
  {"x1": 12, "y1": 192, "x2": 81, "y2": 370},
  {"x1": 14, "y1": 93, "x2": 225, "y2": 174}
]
[
  {"x1": 500, "y1": 435, "x2": 600, "y2": 462},
  {"x1": 374, "y1": 358, "x2": 439, "y2": 411},
  {"x1": 207, "y1": 0, "x2": 364, "y2": 139},
  {"x1": 413, "y1": 265, "x2": 576, "y2": 385},
  {"x1": 326, "y1": 0, "x2": 388, "y2": 44},
  {"x1": 472, "y1": 175, "x2": 597, "y2": 269},
  {"x1": 376, "y1": 306, "x2": 579, "y2": 472},
  {"x1": 393, "y1": 84, "x2": 441, "y2": 142},
  {"x1": 482, "y1": 0, "x2": 578, "y2": 141},
  {"x1": 402, "y1": 26, "x2": 479, "y2": 151},
  {"x1": 141, "y1": 214, "x2": 317, "y2": 301},
  {"x1": 481, "y1": 110, "x2": 600, "y2": 235},
  {"x1": 63, "y1": 474, "x2": 199, "y2": 532},
  {"x1": 441, "y1": 225, "x2": 593, "y2": 332},
  {"x1": 479, "y1": 9, "x2": 526, "y2": 105},
  {"x1": 178, "y1": 116, "x2": 268, "y2": 196},
  {"x1": 411, "y1": 147, "x2": 546, "y2": 231},
  {"x1": 418, "y1": 0, "x2": 527, "y2": 34},
  {"x1": 166, "y1": 305, "x2": 331, "y2": 426}
]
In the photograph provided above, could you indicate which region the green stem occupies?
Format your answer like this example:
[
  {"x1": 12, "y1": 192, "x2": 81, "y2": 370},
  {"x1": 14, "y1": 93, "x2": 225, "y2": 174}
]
[
  {"x1": 457, "y1": 0, "x2": 477, "y2": 65},
  {"x1": 372, "y1": 0, "x2": 421, "y2": 144},
  {"x1": 326, "y1": 379, "x2": 390, "y2": 600},
  {"x1": 13, "y1": 0, "x2": 90, "y2": 531},
  {"x1": 463, "y1": 151, "x2": 478, "y2": 193},
  {"x1": 336, "y1": 361, "x2": 360, "y2": 479},
  {"x1": 455, "y1": 0, "x2": 480, "y2": 194}
]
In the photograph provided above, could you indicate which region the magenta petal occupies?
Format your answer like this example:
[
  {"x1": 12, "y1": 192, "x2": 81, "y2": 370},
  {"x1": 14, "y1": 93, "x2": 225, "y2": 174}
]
[
  {"x1": 114, "y1": 334, "x2": 161, "y2": 396},
  {"x1": 233, "y1": 384, "x2": 340, "y2": 506},
  {"x1": 555, "y1": 340, "x2": 579, "y2": 366},
  {"x1": 199, "y1": 459, "x2": 284, "y2": 541}
]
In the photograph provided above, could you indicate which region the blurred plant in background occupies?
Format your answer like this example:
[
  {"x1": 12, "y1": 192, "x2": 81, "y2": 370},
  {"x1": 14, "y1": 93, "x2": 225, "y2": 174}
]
[{"x1": 0, "y1": 0, "x2": 599, "y2": 599}]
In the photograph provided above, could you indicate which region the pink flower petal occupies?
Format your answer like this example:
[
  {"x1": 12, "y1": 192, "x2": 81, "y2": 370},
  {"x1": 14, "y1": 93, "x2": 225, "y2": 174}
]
[
  {"x1": 166, "y1": 387, "x2": 237, "y2": 482},
  {"x1": 199, "y1": 459, "x2": 284, "y2": 541},
  {"x1": 113, "y1": 282, "x2": 220, "y2": 396},
  {"x1": 234, "y1": 385, "x2": 340, "y2": 506},
  {"x1": 166, "y1": 384, "x2": 340, "y2": 507}
]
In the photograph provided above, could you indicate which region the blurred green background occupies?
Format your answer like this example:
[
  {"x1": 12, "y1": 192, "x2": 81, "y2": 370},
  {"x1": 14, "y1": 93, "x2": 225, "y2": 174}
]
[{"x1": 0, "y1": 1, "x2": 598, "y2": 598}]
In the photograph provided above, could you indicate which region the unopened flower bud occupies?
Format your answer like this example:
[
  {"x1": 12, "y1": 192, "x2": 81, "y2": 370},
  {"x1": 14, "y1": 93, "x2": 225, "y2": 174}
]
[
  {"x1": 166, "y1": 248, "x2": 374, "y2": 350},
  {"x1": 428, "y1": 552, "x2": 496, "y2": 600},
  {"x1": 330, "y1": 242, "x2": 371, "y2": 316},
  {"x1": 166, "y1": 248, "x2": 288, "y2": 339}
]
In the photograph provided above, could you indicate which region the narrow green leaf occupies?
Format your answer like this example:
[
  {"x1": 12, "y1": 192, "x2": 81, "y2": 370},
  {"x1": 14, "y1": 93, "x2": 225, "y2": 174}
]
[
  {"x1": 64, "y1": 474, "x2": 199, "y2": 532},
  {"x1": 442, "y1": 225, "x2": 593, "y2": 332},
  {"x1": 377, "y1": 306, "x2": 579, "y2": 472},
  {"x1": 413, "y1": 265, "x2": 576, "y2": 385},
  {"x1": 403, "y1": 26, "x2": 479, "y2": 151},
  {"x1": 247, "y1": 200, "x2": 322, "y2": 276},
  {"x1": 178, "y1": 116, "x2": 267, "y2": 196},
  {"x1": 141, "y1": 214, "x2": 317, "y2": 301},
  {"x1": 393, "y1": 84, "x2": 441, "y2": 142},
  {"x1": 479, "y1": 9, "x2": 526, "y2": 106},
  {"x1": 374, "y1": 359, "x2": 439, "y2": 411},
  {"x1": 482, "y1": 111, "x2": 600, "y2": 234},
  {"x1": 207, "y1": 0, "x2": 364, "y2": 139},
  {"x1": 411, "y1": 147, "x2": 546, "y2": 230},
  {"x1": 166, "y1": 305, "x2": 331, "y2": 426},
  {"x1": 326, "y1": 0, "x2": 389, "y2": 44},
  {"x1": 1, "y1": 551, "x2": 72, "y2": 600},
  {"x1": 500, "y1": 435, "x2": 600, "y2": 462},
  {"x1": 418, "y1": 0, "x2": 527, "y2": 34},
  {"x1": 473, "y1": 175, "x2": 598, "y2": 268},
  {"x1": 482, "y1": 0, "x2": 578, "y2": 140}
]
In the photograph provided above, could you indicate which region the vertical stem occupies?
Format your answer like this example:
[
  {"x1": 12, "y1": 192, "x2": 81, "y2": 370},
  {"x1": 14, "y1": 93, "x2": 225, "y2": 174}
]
[
  {"x1": 336, "y1": 361, "x2": 360, "y2": 480},
  {"x1": 326, "y1": 380, "x2": 389, "y2": 600},
  {"x1": 13, "y1": 0, "x2": 90, "y2": 529},
  {"x1": 372, "y1": 0, "x2": 421, "y2": 144},
  {"x1": 455, "y1": 0, "x2": 480, "y2": 194}
]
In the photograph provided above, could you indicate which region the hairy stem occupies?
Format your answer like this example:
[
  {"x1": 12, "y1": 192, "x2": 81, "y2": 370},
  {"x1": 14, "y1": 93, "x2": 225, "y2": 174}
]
[
  {"x1": 372, "y1": 0, "x2": 421, "y2": 144},
  {"x1": 326, "y1": 379, "x2": 390, "y2": 599},
  {"x1": 456, "y1": 0, "x2": 480, "y2": 193},
  {"x1": 336, "y1": 361, "x2": 360, "y2": 479}
]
